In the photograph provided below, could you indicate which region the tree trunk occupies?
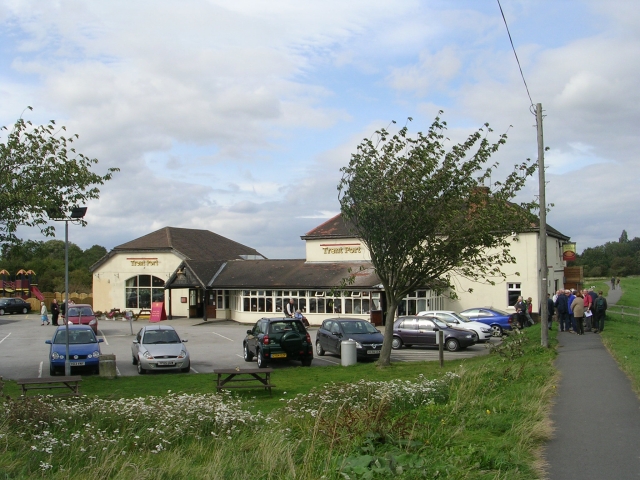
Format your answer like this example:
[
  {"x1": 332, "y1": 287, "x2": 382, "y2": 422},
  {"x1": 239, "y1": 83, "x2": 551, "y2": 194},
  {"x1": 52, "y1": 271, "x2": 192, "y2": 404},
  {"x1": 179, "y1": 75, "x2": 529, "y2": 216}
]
[{"x1": 377, "y1": 297, "x2": 398, "y2": 367}]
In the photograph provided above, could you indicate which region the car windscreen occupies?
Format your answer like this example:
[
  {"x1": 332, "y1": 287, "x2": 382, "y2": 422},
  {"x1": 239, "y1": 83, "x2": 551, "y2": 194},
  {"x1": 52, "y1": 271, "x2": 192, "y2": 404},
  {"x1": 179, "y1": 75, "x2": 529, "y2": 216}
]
[
  {"x1": 54, "y1": 330, "x2": 97, "y2": 344},
  {"x1": 433, "y1": 319, "x2": 449, "y2": 329},
  {"x1": 268, "y1": 321, "x2": 305, "y2": 334},
  {"x1": 489, "y1": 308, "x2": 510, "y2": 316},
  {"x1": 451, "y1": 313, "x2": 472, "y2": 323},
  {"x1": 142, "y1": 330, "x2": 181, "y2": 344},
  {"x1": 67, "y1": 307, "x2": 94, "y2": 317},
  {"x1": 339, "y1": 321, "x2": 378, "y2": 334}
]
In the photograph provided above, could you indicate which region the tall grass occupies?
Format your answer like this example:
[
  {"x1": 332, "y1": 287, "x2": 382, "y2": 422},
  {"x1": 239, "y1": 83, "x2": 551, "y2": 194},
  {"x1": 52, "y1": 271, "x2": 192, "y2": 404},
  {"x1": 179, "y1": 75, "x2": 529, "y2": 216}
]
[{"x1": 0, "y1": 326, "x2": 557, "y2": 479}]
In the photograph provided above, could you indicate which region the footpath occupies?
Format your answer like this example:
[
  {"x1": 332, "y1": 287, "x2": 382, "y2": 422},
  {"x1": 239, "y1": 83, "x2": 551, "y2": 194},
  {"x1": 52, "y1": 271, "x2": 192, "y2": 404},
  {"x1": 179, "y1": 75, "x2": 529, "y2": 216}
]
[{"x1": 545, "y1": 286, "x2": 640, "y2": 479}]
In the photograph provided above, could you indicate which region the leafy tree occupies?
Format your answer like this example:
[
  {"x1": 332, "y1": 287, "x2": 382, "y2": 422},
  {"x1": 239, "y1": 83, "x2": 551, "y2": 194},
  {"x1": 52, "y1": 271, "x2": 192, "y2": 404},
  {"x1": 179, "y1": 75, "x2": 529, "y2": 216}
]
[
  {"x1": 338, "y1": 114, "x2": 537, "y2": 366},
  {"x1": 0, "y1": 108, "x2": 118, "y2": 245},
  {"x1": 619, "y1": 229, "x2": 629, "y2": 243}
]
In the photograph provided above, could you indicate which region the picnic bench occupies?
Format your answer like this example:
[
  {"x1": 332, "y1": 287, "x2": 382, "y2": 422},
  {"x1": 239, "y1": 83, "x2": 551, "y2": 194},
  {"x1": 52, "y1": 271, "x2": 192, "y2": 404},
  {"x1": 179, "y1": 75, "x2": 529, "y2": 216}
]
[
  {"x1": 16, "y1": 376, "x2": 82, "y2": 397},
  {"x1": 134, "y1": 309, "x2": 151, "y2": 320},
  {"x1": 214, "y1": 368, "x2": 274, "y2": 395}
]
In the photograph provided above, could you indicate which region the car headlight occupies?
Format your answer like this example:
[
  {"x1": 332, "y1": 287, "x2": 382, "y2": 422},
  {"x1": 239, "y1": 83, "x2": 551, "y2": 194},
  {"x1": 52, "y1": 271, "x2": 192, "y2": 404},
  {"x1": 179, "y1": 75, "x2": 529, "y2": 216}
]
[
  {"x1": 482, "y1": 328, "x2": 491, "y2": 333},
  {"x1": 89, "y1": 318, "x2": 97, "y2": 325},
  {"x1": 52, "y1": 352, "x2": 63, "y2": 360},
  {"x1": 142, "y1": 351, "x2": 154, "y2": 360},
  {"x1": 349, "y1": 339, "x2": 363, "y2": 349},
  {"x1": 465, "y1": 335, "x2": 472, "y2": 338},
  {"x1": 89, "y1": 351, "x2": 100, "y2": 358},
  {"x1": 178, "y1": 349, "x2": 187, "y2": 359}
]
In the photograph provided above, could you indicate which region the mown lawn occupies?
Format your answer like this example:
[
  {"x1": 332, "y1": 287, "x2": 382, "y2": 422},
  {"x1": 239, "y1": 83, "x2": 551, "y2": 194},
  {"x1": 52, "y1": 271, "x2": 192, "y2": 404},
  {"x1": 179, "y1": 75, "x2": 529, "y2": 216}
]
[
  {"x1": 595, "y1": 276, "x2": 640, "y2": 394},
  {"x1": 1, "y1": 326, "x2": 557, "y2": 479}
]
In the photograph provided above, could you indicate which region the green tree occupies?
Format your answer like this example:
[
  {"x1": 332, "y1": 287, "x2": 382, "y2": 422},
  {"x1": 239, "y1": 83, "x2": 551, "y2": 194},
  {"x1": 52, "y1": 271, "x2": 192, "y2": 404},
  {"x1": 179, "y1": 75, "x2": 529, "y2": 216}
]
[
  {"x1": 0, "y1": 108, "x2": 118, "y2": 244},
  {"x1": 619, "y1": 229, "x2": 629, "y2": 243},
  {"x1": 338, "y1": 114, "x2": 537, "y2": 366}
]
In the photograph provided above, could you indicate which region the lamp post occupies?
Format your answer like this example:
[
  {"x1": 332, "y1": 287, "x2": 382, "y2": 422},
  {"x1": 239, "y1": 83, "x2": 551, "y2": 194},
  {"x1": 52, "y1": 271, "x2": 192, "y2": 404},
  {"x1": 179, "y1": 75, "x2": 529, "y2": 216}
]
[{"x1": 57, "y1": 207, "x2": 87, "y2": 376}]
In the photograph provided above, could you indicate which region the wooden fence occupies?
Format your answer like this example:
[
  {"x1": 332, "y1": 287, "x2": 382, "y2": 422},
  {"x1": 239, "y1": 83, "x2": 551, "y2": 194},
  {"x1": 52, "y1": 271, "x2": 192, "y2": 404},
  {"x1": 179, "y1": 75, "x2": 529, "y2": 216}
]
[
  {"x1": 27, "y1": 293, "x2": 93, "y2": 311},
  {"x1": 608, "y1": 304, "x2": 640, "y2": 320}
]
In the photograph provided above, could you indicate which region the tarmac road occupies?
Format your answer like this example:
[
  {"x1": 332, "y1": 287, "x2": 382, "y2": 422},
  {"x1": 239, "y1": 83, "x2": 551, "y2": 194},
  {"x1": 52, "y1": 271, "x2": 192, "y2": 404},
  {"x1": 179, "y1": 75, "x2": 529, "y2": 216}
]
[{"x1": 0, "y1": 314, "x2": 493, "y2": 379}]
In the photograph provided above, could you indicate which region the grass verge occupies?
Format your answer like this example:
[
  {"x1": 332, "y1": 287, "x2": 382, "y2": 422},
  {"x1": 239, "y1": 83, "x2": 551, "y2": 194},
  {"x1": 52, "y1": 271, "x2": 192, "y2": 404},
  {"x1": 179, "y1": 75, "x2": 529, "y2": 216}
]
[{"x1": 0, "y1": 327, "x2": 557, "y2": 479}]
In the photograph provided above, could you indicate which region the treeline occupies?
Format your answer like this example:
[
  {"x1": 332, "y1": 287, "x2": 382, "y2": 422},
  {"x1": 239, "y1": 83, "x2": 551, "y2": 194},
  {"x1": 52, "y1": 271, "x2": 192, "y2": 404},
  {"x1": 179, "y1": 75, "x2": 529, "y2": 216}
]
[
  {"x1": 571, "y1": 230, "x2": 640, "y2": 277},
  {"x1": 0, "y1": 240, "x2": 107, "y2": 293}
]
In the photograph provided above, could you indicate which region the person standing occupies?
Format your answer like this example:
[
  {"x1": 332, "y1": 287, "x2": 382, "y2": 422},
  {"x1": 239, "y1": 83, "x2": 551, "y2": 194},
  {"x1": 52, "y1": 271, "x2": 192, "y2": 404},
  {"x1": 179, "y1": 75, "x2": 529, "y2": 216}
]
[
  {"x1": 40, "y1": 301, "x2": 50, "y2": 326},
  {"x1": 611, "y1": 277, "x2": 615, "y2": 290},
  {"x1": 593, "y1": 291, "x2": 608, "y2": 333},
  {"x1": 50, "y1": 299, "x2": 60, "y2": 326},
  {"x1": 285, "y1": 298, "x2": 296, "y2": 317},
  {"x1": 547, "y1": 294, "x2": 555, "y2": 330},
  {"x1": 567, "y1": 290, "x2": 576, "y2": 332},
  {"x1": 526, "y1": 297, "x2": 534, "y2": 325},
  {"x1": 570, "y1": 291, "x2": 585, "y2": 335},
  {"x1": 582, "y1": 289, "x2": 593, "y2": 330},
  {"x1": 555, "y1": 290, "x2": 569, "y2": 332},
  {"x1": 515, "y1": 296, "x2": 527, "y2": 328},
  {"x1": 616, "y1": 277, "x2": 621, "y2": 290}
]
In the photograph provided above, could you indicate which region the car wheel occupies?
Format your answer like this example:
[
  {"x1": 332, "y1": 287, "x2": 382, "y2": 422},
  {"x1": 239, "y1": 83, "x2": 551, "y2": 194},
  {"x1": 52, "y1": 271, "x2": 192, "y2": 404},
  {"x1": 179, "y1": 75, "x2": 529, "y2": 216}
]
[
  {"x1": 301, "y1": 357, "x2": 312, "y2": 367},
  {"x1": 243, "y1": 343, "x2": 254, "y2": 362},
  {"x1": 50, "y1": 364, "x2": 57, "y2": 376},
  {"x1": 257, "y1": 349, "x2": 268, "y2": 369},
  {"x1": 0, "y1": 309, "x2": 4, "y2": 315},
  {"x1": 137, "y1": 359, "x2": 146, "y2": 375},
  {"x1": 280, "y1": 331, "x2": 303, "y2": 353},
  {"x1": 445, "y1": 338, "x2": 460, "y2": 352},
  {"x1": 22, "y1": 307, "x2": 28, "y2": 314},
  {"x1": 316, "y1": 341, "x2": 325, "y2": 356},
  {"x1": 181, "y1": 362, "x2": 190, "y2": 373},
  {"x1": 491, "y1": 325, "x2": 503, "y2": 337},
  {"x1": 132, "y1": 355, "x2": 138, "y2": 365},
  {"x1": 391, "y1": 337, "x2": 403, "y2": 350}
]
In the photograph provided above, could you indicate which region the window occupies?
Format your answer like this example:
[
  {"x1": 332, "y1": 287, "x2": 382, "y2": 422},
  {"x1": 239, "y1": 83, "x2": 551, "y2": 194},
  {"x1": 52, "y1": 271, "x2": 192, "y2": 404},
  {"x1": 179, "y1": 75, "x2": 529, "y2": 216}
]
[
  {"x1": 126, "y1": 275, "x2": 165, "y2": 309},
  {"x1": 507, "y1": 283, "x2": 522, "y2": 307}
]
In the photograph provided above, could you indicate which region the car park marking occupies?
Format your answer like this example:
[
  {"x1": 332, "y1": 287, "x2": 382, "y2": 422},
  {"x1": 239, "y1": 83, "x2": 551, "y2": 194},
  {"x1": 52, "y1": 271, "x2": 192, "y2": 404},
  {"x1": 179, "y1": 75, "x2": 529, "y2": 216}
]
[
  {"x1": 190, "y1": 367, "x2": 199, "y2": 373},
  {"x1": 314, "y1": 357, "x2": 341, "y2": 365},
  {"x1": 38, "y1": 361, "x2": 43, "y2": 378},
  {"x1": 211, "y1": 331, "x2": 234, "y2": 342},
  {"x1": 99, "y1": 330, "x2": 109, "y2": 345},
  {"x1": 116, "y1": 367, "x2": 121, "y2": 376},
  {"x1": 0, "y1": 332, "x2": 10, "y2": 344}
]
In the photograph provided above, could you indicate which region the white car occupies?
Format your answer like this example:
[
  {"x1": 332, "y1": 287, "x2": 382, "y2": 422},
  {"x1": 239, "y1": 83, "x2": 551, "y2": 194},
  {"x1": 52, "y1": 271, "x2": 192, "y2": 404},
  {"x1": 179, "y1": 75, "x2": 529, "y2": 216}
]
[{"x1": 417, "y1": 310, "x2": 492, "y2": 343}]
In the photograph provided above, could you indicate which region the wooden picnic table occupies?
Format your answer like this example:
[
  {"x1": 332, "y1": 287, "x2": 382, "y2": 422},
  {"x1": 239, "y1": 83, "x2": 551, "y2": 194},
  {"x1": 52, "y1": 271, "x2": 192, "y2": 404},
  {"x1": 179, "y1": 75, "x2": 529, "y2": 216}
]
[
  {"x1": 16, "y1": 376, "x2": 82, "y2": 397},
  {"x1": 213, "y1": 368, "x2": 274, "y2": 395},
  {"x1": 134, "y1": 309, "x2": 152, "y2": 320}
]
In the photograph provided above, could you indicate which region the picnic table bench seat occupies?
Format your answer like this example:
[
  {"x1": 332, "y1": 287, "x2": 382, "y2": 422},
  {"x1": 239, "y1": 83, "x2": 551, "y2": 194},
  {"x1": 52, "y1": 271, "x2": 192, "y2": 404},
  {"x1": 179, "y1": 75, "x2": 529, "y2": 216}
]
[
  {"x1": 213, "y1": 368, "x2": 274, "y2": 395},
  {"x1": 16, "y1": 376, "x2": 82, "y2": 397}
]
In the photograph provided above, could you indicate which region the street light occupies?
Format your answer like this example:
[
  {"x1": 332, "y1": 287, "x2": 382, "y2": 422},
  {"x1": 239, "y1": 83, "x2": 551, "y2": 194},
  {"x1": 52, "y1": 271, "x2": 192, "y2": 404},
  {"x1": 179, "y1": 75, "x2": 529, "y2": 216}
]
[{"x1": 49, "y1": 206, "x2": 87, "y2": 376}]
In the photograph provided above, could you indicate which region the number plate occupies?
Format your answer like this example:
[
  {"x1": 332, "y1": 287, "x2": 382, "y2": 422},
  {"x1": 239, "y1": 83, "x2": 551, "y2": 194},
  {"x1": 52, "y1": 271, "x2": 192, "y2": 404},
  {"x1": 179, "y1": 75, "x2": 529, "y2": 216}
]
[
  {"x1": 271, "y1": 353, "x2": 287, "y2": 358},
  {"x1": 69, "y1": 361, "x2": 85, "y2": 366},
  {"x1": 367, "y1": 350, "x2": 380, "y2": 355},
  {"x1": 157, "y1": 361, "x2": 176, "y2": 366}
]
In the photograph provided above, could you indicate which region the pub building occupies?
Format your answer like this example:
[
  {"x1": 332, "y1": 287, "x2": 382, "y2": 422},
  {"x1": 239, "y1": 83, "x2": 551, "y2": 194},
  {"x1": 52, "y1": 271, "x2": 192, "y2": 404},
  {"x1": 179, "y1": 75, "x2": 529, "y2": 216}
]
[{"x1": 92, "y1": 214, "x2": 571, "y2": 325}]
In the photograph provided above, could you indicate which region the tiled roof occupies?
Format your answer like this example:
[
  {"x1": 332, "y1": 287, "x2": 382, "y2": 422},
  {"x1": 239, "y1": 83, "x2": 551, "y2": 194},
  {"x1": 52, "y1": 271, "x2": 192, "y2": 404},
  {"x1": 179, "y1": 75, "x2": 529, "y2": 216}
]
[
  {"x1": 165, "y1": 260, "x2": 226, "y2": 289},
  {"x1": 208, "y1": 259, "x2": 381, "y2": 289},
  {"x1": 301, "y1": 214, "x2": 355, "y2": 239},
  {"x1": 90, "y1": 227, "x2": 264, "y2": 271}
]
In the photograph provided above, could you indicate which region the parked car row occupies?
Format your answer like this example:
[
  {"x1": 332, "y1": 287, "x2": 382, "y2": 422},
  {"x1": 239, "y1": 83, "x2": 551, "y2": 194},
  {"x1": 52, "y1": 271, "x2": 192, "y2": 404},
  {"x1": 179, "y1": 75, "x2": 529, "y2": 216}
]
[
  {"x1": 0, "y1": 297, "x2": 31, "y2": 315},
  {"x1": 44, "y1": 307, "x2": 509, "y2": 375}
]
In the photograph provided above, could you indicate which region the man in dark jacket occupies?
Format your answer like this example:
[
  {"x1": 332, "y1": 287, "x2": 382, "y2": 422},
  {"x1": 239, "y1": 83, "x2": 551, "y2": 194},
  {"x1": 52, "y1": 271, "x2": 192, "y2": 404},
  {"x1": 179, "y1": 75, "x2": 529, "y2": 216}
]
[
  {"x1": 593, "y1": 291, "x2": 608, "y2": 333},
  {"x1": 555, "y1": 289, "x2": 570, "y2": 332}
]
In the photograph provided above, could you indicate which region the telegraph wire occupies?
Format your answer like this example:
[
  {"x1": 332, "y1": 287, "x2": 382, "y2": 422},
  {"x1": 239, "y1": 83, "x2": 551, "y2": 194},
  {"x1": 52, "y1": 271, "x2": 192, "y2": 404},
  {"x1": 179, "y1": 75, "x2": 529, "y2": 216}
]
[{"x1": 496, "y1": 0, "x2": 535, "y2": 112}]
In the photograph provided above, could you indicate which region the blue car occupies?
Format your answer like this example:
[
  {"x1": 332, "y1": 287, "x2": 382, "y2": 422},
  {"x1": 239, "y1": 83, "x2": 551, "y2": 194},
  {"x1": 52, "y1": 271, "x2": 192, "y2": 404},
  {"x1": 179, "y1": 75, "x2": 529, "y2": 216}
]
[
  {"x1": 46, "y1": 325, "x2": 103, "y2": 376},
  {"x1": 459, "y1": 308, "x2": 513, "y2": 337}
]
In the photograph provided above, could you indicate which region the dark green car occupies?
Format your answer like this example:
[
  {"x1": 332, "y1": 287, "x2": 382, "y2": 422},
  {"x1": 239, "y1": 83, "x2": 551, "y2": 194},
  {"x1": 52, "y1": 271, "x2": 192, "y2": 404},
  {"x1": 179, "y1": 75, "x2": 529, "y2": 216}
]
[{"x1": 244, "y1": 317, "x2": 313, "y2": 368}]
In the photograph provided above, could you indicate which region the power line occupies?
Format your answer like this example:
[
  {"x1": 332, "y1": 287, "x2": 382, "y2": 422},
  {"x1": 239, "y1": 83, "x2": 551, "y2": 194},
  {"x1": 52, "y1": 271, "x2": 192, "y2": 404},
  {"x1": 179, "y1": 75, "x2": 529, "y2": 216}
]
[{"x1": 496, "y1": 0, "x2": 534, "y2": 110}]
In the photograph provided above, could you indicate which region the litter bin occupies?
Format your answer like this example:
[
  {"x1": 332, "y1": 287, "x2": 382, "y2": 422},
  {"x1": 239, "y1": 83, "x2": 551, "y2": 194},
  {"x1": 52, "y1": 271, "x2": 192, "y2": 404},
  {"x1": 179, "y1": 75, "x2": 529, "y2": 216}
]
[
  {"x1": 341, "y1": 340, "x2": 357, "y2": 366},
  {"x1": 99, "y1": 354, "x2": 117, "y2": 379}
]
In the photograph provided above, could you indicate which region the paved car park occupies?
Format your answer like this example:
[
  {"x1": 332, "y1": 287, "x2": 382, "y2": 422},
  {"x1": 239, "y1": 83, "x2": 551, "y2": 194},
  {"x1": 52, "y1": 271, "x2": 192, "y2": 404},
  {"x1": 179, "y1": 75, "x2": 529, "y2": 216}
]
[{"x1": 0, "y1": 314, "x2": 494, "y2": 379}]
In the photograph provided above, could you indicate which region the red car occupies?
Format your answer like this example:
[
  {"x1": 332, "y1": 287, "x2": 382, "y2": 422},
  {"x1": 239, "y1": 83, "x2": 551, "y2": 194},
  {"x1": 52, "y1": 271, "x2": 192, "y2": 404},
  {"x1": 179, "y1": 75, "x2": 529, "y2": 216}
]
[{"x1": 65, "y1": 304, "x2": 98, "y2": 334}]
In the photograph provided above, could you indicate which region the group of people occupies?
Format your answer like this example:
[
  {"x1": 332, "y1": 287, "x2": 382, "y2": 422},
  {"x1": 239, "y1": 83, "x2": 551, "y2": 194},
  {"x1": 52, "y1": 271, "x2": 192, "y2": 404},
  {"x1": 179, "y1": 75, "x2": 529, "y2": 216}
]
[
  {"x1": 611, "y1": 277, "x2": 621, "y2": 290},
  {"x1": 552, "y1": 288, "x2": 608, "y2": 335},
  {"x1": 39, "y1": 298, "x2": 72, "y2": 326}
]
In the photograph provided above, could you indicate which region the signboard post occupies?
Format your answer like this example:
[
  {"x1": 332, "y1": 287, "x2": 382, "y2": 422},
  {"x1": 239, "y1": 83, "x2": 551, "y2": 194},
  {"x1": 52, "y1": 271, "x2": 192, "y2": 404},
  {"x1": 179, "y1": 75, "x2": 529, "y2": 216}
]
[{"x1": 150, "y1": 302, "x2": 167, "y2": 322}]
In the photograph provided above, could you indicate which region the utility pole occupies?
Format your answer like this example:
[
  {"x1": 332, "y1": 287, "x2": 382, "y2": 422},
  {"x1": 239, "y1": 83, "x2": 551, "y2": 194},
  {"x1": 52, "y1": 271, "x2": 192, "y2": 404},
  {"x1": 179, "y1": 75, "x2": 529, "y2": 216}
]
[{"x1": 537, "y1": 103, "x2": 549, "y2": 348}]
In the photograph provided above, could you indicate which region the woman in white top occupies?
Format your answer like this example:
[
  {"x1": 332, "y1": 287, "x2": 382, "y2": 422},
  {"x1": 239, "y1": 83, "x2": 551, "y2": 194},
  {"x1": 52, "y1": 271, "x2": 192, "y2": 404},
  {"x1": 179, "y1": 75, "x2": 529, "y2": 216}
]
[{"x1": 40, "y1": 301, "x2": 49, "y2": 325}]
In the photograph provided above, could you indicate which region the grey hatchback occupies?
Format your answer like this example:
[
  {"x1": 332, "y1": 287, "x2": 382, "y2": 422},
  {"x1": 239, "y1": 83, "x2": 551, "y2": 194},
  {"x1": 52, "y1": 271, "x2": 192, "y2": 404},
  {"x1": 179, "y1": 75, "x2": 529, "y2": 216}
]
[
  {"x1": 316, "y1": 318, "x2": 384, "y2": 359},
  {"x1": 131, "y1": 325, "x2": 191, "y2": 374}
]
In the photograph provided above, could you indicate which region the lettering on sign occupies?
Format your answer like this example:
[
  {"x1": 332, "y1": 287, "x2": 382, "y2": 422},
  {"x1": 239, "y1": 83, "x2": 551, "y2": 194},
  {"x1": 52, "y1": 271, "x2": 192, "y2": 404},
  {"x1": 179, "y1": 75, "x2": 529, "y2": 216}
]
[
  {"x1": 127, "y1": 258, "x2": 159, "y2": 267},
  {"x1": 322, "y1": 245, "x2": 362, "y2": 255}
]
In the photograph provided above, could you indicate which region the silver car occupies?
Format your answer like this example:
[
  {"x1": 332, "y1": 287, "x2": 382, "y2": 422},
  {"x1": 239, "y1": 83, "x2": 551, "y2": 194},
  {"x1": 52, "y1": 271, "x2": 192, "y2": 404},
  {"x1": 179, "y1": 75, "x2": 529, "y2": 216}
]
[
  {"x1": 418, "y1": 310, "x2": 493, "y2": 342},
  {"x1": 131, "y1": 325, "x2": 191, "y2": 374}
]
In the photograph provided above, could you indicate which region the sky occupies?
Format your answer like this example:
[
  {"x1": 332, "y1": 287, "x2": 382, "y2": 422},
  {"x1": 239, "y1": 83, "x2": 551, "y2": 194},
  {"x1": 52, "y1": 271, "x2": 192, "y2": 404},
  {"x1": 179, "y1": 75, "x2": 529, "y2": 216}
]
[{"x1": 1, "y1": 0, "x2": 638, "y2": 258}]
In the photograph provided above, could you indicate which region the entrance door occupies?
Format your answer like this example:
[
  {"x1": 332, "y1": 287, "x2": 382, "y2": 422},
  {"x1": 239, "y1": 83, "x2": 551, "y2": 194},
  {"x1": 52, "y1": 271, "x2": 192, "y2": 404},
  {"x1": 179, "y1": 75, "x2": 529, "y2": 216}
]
[{"x1": 206, "y1": 290, "x2": 217, "y2": 319}]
